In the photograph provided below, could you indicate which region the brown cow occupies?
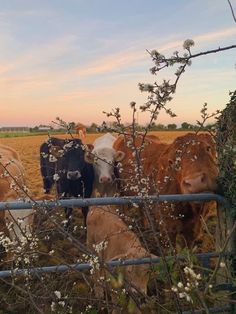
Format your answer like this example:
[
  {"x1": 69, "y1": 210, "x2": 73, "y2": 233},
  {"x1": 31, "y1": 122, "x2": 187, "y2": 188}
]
[
  {"x1": 75, "y1": 122, "x2": 87, "y2": 139},
  {"x1": 0, "y1": 144, "x2": 34, "y2": 251},
  {"x1": 113, "y1": 133, "x2": 218, "y2": 248},
  {"x1": 87, "y1": 205, "x2": 156, "y2": 313}
]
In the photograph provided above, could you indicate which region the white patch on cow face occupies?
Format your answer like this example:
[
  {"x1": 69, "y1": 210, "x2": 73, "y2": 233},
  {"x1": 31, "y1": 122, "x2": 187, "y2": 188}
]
[{"x1": 93, "y1": 147, "x2": 116, "y2": 184}]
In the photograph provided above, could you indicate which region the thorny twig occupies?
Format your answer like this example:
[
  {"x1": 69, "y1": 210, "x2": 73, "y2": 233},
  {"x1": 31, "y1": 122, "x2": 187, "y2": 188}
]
[{"x1": 227, "y1": 0, "x2": 236, "y2": 23}]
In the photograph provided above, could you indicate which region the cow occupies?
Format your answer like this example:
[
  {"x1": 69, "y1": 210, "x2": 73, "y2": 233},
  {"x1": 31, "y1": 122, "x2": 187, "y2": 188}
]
[
  {"x1": 85, "y1": 133, "x2": 125, "y2": 196},
  {"x1": 40, "y1": 138, "x2": 94, "y2": 226},
  {"x1": 0, "y1": 144, "x2": 34, "y2": 255},
  {"x1": 113, "y1": 132, "x2": 218, "y2": 249},
  {"x1": 87, "y1": 205, "x2": 156, "y2": 314},
  {"x1": 75, "y1": 123, "x2": 87, "y2": 139}
]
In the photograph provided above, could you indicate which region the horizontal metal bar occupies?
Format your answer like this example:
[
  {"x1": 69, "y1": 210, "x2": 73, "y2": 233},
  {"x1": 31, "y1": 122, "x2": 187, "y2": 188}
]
[
  {"x1": 212, "y1": 283, "x2": 235, "y2": 292},
  {"x1": 0, "y1": 193, "x2": 228, "y2": 210},
  {"x1": 182, "y1": 305, "x2": 232, "y2": 313},
  {"x1": 0, "y1": 252, "x2": 230, "y2": 278}
]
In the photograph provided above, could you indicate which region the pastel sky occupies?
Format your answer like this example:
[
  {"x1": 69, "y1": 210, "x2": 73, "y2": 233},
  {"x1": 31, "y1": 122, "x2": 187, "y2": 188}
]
[{"x1": 0, "y1": 0, "x2": 236, "y2": 127}]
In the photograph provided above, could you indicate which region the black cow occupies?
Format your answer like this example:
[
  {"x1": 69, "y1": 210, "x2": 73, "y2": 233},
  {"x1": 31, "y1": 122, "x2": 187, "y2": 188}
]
[{"x1": 40, "y1": 137, "x2": 94, "y2": 226}]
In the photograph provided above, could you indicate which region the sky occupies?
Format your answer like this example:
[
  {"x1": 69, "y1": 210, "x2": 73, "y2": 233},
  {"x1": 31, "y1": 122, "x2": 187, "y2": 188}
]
[{"x1": 0, "y1": 0, "x2": 236, "y2": 127}]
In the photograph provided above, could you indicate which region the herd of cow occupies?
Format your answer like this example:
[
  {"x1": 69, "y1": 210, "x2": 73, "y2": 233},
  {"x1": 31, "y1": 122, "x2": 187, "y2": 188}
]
[{"x1": 0, "y1": 131, "x2": 219, "y2": 310}]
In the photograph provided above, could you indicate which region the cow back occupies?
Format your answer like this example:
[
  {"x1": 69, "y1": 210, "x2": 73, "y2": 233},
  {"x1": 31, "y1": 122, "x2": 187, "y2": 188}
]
[{"x1": 0, "y1": 145, "x2": 34, "y2": 245}]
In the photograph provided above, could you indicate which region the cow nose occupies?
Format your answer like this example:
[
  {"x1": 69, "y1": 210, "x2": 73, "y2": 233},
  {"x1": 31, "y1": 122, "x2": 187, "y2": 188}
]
[
  {"x1": 67, "y1": 171, "x2": 81, "y2": 180},
  {"x1": 182, "y1": 173, "x2": 210, "y2": 193},
  {"x1": 99, "y1": 176, "x2": 112, "y2": 183}
]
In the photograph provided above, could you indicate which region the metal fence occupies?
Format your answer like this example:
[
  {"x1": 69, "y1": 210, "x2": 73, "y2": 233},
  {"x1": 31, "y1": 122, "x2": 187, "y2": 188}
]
[{"x1": 0, "y1": 193, "x2": 234, "y2": 313}]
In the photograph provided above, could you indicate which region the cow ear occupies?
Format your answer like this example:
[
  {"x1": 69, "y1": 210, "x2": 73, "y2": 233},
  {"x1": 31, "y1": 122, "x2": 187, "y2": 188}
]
[
  {"x1": 84, "y1": 144, "x2": 94, "y2": 163},
  {"x1": 85, "y1": 152, "x2": 95, "y2": 164},
  {"x1": 198, "y1": 133, "x2": 215, "y2": 147},
  {"x1": 168, "y1": 159, "x2": 174, "y2": 169},
  {"x1": 115, "y1": 151, "x2": 125, "y2": 162},
  {"x1": 49, "y1": 146, "x2": 64, "y2": 158},
  {"x1": 85, "y1": 144, "x2": 94, "y2": 152}
]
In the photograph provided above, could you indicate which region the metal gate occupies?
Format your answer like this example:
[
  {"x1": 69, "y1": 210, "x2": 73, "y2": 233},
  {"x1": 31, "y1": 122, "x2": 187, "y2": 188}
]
[{"x1": 0, "y1": 193, "x2": 234, "y2": 313}]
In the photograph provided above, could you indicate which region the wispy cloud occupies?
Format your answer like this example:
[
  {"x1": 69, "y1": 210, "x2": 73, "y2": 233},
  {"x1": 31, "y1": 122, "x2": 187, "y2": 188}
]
[
  {"x1": 193, "y1": 27, "x2": 236, "y2": 44},
  {"x1": 0, "y1": 9, "x2": 53, "y2": 17},
  {"x1": 1, "y1": 24, "x2": 235, "y2": 82},
  {"x1": 10, "y1": 34, "x2": 78, "y2": 70},
  {"x1": 0, "y1": 13, "x2": 235, "y2": 126}
]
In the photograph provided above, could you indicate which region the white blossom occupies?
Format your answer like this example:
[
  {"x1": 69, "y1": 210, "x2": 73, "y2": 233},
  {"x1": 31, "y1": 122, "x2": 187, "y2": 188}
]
[
  {"x1": 54, "y1": 290, "x2": 61, "y2": 299},
  {"x1": 49, "y1": 155, "x2": 57, "y2": 162},
  {"x1": 51, "y1": 302, "x2": 56, "y2": 312},
  {"x1": 53, "y1": 173, "x2": 60, "y2": 181},
  {"x1": 183, "y1": 39, "x2": 195, "y2": 50}
]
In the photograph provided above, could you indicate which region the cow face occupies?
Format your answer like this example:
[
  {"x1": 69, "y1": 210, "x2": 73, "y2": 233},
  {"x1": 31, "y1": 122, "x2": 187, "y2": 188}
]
[
  {"x1": 50, "y1": 140, "x2": 88, "y2": 181},
  {"x1": 86, "y1": 147, "x2": 125, "y2": 184},
  {"x1": 166, "y1": 133, "x2": 218, "y2": 194}
]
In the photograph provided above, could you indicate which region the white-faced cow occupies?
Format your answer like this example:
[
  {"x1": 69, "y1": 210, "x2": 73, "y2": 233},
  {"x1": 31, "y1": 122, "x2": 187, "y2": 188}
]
[
  {"x1": 85, "y1": 133, "x2": 125, "y2": 196},
  {"x1": 40, "y1": 138, "x2": 94, "y2": 226},
  {"x1": 0, "y1": 144, "x2": 34, "y2": 251}
]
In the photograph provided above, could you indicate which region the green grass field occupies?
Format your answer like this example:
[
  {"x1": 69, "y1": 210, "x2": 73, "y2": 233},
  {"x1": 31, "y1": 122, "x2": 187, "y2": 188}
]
[{"x1": 0, "y1": 131, "x2": 66, "y2": 138}]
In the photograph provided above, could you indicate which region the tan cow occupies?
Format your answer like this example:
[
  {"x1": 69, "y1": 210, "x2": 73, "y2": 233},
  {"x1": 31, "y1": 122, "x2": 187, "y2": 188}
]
[
  {"x1": 75, "y1": 122, "x2": 87, "y2": 139},
  {"x1": 87, "y1": 205, "x2": 156, "y2": 313},
  {"x1": 0, "y1": 144, "x2": 34, "y2": 254},
  {"x1": 113, "y1": 133, "x2": 218, "y2": 249}
]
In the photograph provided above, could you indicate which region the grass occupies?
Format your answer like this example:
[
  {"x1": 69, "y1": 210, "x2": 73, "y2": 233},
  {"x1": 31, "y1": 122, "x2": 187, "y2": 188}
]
[
  {"x1": 0, "y1": 129, "x2": 192, "y2": 139},
  {"x1": 0, "y1": 131, "x2": 68, "y2": 138}
]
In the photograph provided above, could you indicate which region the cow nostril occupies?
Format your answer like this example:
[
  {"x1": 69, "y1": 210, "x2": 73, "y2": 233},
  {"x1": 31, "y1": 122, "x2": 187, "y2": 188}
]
[
  {"x1": 67, "y1": 171, "x2": 81, "y2": 180},
  {"x1": 100, "y1": 176, "x2": 112, "y2": 183},
  {"x1": 183, "y1": 180, "x2": 191, "y2": 188},
  {"x1": 182, "y1": 173, "x2": 211, "y2": 193},
  {"x1": 201, "y1": 173, "x2": 206, "y2": 183}
]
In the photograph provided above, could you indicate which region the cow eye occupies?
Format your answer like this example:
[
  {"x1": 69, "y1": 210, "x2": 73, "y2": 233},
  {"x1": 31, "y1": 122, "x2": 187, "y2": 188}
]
[
  {"x1": 206, "y1": 146, "x2": 211, "y2": 152},
  {"x1": 168, "y1": 159, "x2": 174, "y2": 168}
]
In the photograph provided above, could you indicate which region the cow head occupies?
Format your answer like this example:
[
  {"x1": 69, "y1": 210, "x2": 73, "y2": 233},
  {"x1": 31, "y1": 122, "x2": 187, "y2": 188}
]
[
  {"x1": 85, "y1": 147, "x2": 125, "y2": 184},
  {"x1": 50, "y1": 139, "x2": 92, "y2": 181},
  {"x1": 162, "y1": 133, "x2": 218, "y2": 194}
]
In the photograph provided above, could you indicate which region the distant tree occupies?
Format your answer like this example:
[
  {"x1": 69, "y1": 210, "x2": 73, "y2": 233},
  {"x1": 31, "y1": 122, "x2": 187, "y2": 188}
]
[
  {"x1": 150, "y1": 123, "x2": 166, "y2": 130},
  {"x1": 31, "y1": 126, "x2": 39, "y2": 132},
  {"x1": 181, "y1": 122, "x2": 191, "y2": 129},
  {"x1": 204, "y1": 123, "x2": 215, "y2": 130},
  {"x1": 87, "y1": 123, "x2": 98, "y2": 133},
  {"x1": 167, "y1": 123, "x2": 177, "y2": 130},
  {"x1": 157, "y1": 123, "x2": 166, "y2": 130},
  {"x1": 69, "y1": 122, "x2": 76, "y2": 130}
]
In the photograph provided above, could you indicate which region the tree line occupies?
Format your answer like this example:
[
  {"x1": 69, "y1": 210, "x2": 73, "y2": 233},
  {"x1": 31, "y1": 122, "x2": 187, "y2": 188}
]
[
  {"x1": 29, "y1": 121, "x2": 215, "y2": 134},
  {"x1": 86, "y1": 121, "x2": 215, "y2": 132}
]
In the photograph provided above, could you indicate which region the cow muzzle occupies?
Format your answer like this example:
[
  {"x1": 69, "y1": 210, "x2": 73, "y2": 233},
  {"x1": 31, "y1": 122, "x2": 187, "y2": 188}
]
[
  {"x1": 181, "y1": 172, "x2": 217, "y2": 194},
  {"x1": 99, "y1": 176, "x2": 112, "y2": 183},
  {"x1": 67, "y1": 171, "x2": 81, "y2": 180}
]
